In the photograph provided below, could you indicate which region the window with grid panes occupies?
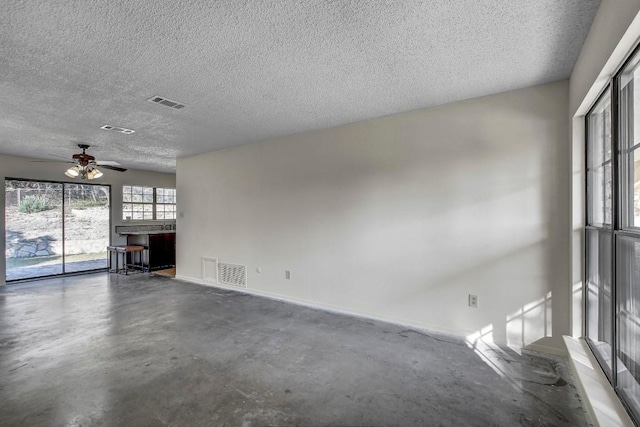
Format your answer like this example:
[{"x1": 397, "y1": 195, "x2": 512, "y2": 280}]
[
  {"x1": 122, "y1": 185, "x2": 176, "y2": 220},
  {"x1": 585, "y1": 88, "x2": 613, "y2": 377},
  {"x1": 155, "y1": 188, "x2": 176, "y2": 219},
  {"x1": 583, "y1": 46, "x2": 640, "y2": 423}
]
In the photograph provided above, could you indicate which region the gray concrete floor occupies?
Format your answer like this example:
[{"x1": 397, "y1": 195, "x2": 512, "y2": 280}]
[{"x1": 0, "y1": 273, "x2": 591, "y2": 426}]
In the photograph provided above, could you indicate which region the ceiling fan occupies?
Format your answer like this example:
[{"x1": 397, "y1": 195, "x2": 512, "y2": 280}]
[{"x1": 62, "y1": 144, "x2": 127, "y2": 180}]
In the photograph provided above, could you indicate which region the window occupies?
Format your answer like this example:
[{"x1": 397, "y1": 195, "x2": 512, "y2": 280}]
[
  {"x1": 616, "y1": 235, "x2": 640, "y2": 414},
  {"x1": 620, "y1": 53, "x2": 640, "y2": 229},
  {"x1": 587, "y1": 91, "x2": 612, "y2": 227},
  {"x1": 585, "y1": 88, "x2": 613, "y2": 378},
  {"x1": 584, "y1": 45, "x2": 640, "y2": 423},
  {"x1": 616, "y1": 52, "x2": 640, "y2": 419},
  {"x1": 155, "y1": 188, "x2": 176, "y2": 220},
  {"x1": 122, "y1": 186, "x2": 176, "y2": 220}
]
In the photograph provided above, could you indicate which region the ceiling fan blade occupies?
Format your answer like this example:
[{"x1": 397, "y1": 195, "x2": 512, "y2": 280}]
[
  {"x1": 38, "y1": 147, "x2": 126, "y2": 172},
  {"x1": 95, "y1": 160, "x2": 122, "y2": 166},
  {"x1": 48, "y1": 153, "x2": 73, "y2": 160},
  {"x1": 99, "y1": 165, "x2": 127, "y2": 172},
  {"x1": 30, "y1": 160, "x2": 74, "y2": 164}
]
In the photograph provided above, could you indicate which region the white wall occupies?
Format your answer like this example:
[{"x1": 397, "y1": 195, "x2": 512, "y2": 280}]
[
  {"x1": 177, "y1": 80, "x2": 570, "y2": 353},
  {"x1": 0, "y1": 153, "x2": 175, "y2": 286}
]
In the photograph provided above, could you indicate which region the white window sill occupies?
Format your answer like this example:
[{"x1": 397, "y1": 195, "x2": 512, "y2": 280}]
[{"x1": 563, "y1": 336, "x2": 635, "y2": 427}]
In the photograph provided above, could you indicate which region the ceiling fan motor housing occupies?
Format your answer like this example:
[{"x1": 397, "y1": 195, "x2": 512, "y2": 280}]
[
  {"x1": 72, "y1": 153, "x2": 95, "y2": 167},
  {"x1": 72, "y1": 144, "x2": 95, "y2": 167},
  {"x1": 64, "y1": 144, "x2": 126, "y2": 174}
]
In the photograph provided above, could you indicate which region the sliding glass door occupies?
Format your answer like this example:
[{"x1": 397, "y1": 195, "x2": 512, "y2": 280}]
[
  {"x1": 63, "y1": 183, "x2": 110, "y2": 274},
  {"x1": 5, "y1": 180, "x2": 64, "y2": 281},
  {"x1": 5, "y1": 179, "x2": 110, "y2": 281}
]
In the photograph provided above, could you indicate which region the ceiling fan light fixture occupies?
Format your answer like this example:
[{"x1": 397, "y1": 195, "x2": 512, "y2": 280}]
[
  {"x1": 62, "y1": 145, "x2": 122, "y2": 179},
  {"x1": 65, "y1": 165, "x2": 80, "y2": 178},
  {"x1": 87, "y1": 168, "x2": 103, "y2": 180}
]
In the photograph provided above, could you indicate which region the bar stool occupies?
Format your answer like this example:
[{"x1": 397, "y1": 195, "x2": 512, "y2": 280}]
[
  {"x1": 107, "y1": 245, "x2": 145, "y2": 274},
  {"x1": 107, "y1": 245, "x2": 119, "y2": 273}
]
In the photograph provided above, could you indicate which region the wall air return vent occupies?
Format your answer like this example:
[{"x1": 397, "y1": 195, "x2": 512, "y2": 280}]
[
  {"x1": 148, "y1": 96, "x2": 186, "y2": 110},
  {"x1": 101, "y1": 125, "x2": 135, "y2": 134},
  {"x1": 218, "y1": 262, "x2": 247, "y2": 288}
]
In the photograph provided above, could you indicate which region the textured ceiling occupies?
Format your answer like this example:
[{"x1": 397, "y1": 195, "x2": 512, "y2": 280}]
[{"x1": 0, "y1": 0, "x2": 601, "y2": 173}]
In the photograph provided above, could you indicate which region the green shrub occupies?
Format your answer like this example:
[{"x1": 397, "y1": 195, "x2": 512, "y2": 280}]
[
  {"x1": 69, "y1": 199, "x2": 108, "y2": 209},
  {"x1": 19, "y1": 196, "x2": 50, "y2": 213}
]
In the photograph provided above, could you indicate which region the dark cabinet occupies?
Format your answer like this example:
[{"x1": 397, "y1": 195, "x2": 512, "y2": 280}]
[
  {"x1": 126, "y1": 233, "x2": 175, "y2": 271},
  {"x1": 148, "y1": 233, "x2": 176, "y2": 270}
]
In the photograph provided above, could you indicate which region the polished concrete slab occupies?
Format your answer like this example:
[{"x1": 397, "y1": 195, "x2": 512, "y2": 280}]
[{"x1": 0, "y1": 273, "x2": 591, "y2": 426}]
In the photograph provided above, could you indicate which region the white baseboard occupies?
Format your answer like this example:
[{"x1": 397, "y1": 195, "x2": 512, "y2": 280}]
[
  {"x1": 174, "y1": 274, "x2": 565, "y2": 357},
  {"x1": 175, "y1": 274, "x2": 467, "y2": 340}
]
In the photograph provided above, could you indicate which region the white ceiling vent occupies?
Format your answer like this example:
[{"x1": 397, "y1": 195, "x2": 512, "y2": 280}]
[
  {"x1": 101, "y1": 125, "x2": 135, "y2": 134},
  {"x1": 202, "y1": 257, "x2": 217, "y2": 283},
  {"x1": 148, "y1": 96, "x2": 186, "y2": 110},
  {"x1": 218, "y1": 262, "x2": 247, "y2": 288}
]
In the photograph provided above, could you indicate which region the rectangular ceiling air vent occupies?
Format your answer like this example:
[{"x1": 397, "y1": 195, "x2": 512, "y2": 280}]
[
  {"x1": 218, "y1": 262, "x2": 247, "y2": 288},
  {"x1": 148, "y1": 96, "x2": 186, "y2": 110},
  {"x1": 101, "y1": 125, "x2": 135, "y2": 134}
]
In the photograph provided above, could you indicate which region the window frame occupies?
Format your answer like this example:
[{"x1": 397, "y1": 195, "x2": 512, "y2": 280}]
[
  {"x1": 5, "y1": 177, "x2": 112, "y2": 281},
  {"x1": 584, "y1": 41, "x2": 640, "y2": 425},
  {"x1": 618, "y1": 56, "x2": 640, "y2": 232},
  {"x1": 122, "y1": 185, "x2": 176, "y2": 221},
  {"x1": 586, "y1": 89, "x2": 613, "y2": 229},
  {"x1": 585, "y1": 85, "x2": 615, "y2": 382},
  {"x1": 155, "y1": 187, "x2": 177, "y2": 220}
]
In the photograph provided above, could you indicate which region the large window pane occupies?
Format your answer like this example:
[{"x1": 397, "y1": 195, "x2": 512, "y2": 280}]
[
  {"x1": 586, "y1": 228, "x2": 613, "y2": 376},
  {"x1": 63, "y1": 184, "x2": 110, "y2": 273},
  {"x1": 633, "y1": 149, "x2": 640, "y2": 225},
  {"x1": 617, "y1": 235, "x2": 640, "y2": 418},
  {"x1": 620, "y1": 54, "x2": 640, "y2": 228},
  {"x1": 586, "y1": 88, "x2": 614, "y2": 379},
  {"x1": 616, "y1": 51, "x2": 640, "y2": 420},
  {"x1": 587, "y1": 90, "x2": 612, "y2": 227},
  {"x1": 5, "y1": 180, "x2": 63, "y2": 280}
]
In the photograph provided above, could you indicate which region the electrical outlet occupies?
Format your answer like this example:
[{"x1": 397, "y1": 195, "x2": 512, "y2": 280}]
[
  {"x1": 469, "y1": 294, "x2": 478, "y2": 308},
  {"x1": 285, "y1": 270, "x2": 291, "y2": 280}
]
